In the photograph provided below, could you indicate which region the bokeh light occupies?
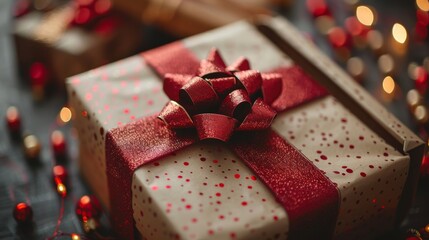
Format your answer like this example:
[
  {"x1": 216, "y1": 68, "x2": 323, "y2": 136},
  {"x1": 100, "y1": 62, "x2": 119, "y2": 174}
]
[
  {"x1": 392, "y1": 23, "x2": 407, "y2": 44},
  {"x1": 356, "y1": 6, "x2": 375, "y2": 26},
  {"x1": 60, "y1": 107, "x2": 72, "y2": 123},
  {"x1": 382, "y1": 76, "x2": 396, "y2": 94},
  {"x1": 416, "y1": 0, "x2": 429, "y2": 11}
]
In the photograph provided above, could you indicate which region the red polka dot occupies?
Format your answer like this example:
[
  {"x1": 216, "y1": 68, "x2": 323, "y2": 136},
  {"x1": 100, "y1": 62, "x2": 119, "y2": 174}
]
[
  {"x1": 234, "y1": 174, "x2": 240, "y2": 179},
  {"x1": 241, "y1": 201, "x2": 248, "y2": 206},
  {"x1": 215, "y1": 192, "x2": 221, "y2": 197},
  {"x1": 250, "y1": 176, "x2": 257, "y2": 181},
  {"x1": 320, "y1": 155, "x2": 328, "y2": 160},
  {"x1": 151, "y1": 185, "x2": 158, "y2": 191},
  {"x1": 183, "y1": 162, "x2": 189, "y2": 166},
  {"x1": 346, "y1": 169, "x2": 353, "y2": 173},
  {"x1": 360, "y1": 172, "x2": 367, "y2": 177},
  {"x1": 213, "y1": 159, "x2": 219, "y2": 164},
  {"x1": 185, "y1": 204, "x2": 192, "y2": 209},
  {"x1": 273, "y1": 215, "x2": 279, "y2": 221},
  {"x1": 219, "y1": 183, "x2": 225, "y2": 188}
]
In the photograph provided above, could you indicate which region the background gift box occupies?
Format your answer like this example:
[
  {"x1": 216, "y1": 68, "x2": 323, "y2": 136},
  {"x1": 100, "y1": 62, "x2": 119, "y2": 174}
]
[
  {"x1": 110, "y1": 0, "x2": 293, "y2": 36},
  {"x1": 14, "y1": 0, "x2": 142, "y2": 99}
]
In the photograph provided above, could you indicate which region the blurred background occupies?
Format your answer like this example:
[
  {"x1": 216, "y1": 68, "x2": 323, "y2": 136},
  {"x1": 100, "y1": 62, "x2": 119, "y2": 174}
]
[{"x1": 0, "y1": 0, "x2": 428, "y2": 239}]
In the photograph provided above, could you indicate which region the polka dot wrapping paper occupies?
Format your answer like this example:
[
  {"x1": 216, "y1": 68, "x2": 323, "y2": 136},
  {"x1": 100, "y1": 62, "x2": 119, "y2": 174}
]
[{"x1": 67, "y1": 17, "x2": 424, "y2": 240}]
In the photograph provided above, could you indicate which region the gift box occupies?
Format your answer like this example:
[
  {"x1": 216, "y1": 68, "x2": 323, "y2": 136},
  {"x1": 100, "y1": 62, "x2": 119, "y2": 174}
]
[
  {"x1": 14, "y1": 3, "x2": 141, "y2": 89},
  {"x1": 67, "y1": 16, "x2": 424, "y2": 239},
  {"x1": 110, "y1": 0, "x2": 290, "y2": 36}
]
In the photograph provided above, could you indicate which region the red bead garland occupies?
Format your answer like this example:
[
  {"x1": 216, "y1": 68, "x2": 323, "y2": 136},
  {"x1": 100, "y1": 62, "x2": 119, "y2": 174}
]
[
  {"x1": 13, "y1": 202, "x2": 33, "y2": 224},
  {"x1": 6, "y1": 106, "x2": 21, "y2": 133},
  {"x1": 51, "y1": 131, "x2": 67, "y2": 157},
  {"x1": 75, "y1": 195, "x2": 102, "y2": 221}
]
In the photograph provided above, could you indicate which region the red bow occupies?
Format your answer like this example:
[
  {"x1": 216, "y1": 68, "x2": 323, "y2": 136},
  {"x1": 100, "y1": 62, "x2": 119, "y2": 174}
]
[{"x1": 158, "y1": 48, "x2": 283, "y2": 141}]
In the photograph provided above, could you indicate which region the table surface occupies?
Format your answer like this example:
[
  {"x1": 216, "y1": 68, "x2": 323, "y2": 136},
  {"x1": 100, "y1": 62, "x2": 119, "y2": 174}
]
[{"x1": 0, "y1": 0, "x2": 428, "y2": 239}]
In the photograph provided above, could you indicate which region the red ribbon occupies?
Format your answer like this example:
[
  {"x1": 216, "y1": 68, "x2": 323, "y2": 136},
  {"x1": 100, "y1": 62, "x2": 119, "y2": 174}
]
[{"x1": 106, "y1": 42, "x2": 338, "y2": 239}]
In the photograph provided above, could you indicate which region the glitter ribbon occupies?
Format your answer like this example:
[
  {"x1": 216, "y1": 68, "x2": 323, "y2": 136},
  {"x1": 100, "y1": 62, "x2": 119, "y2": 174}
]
[
  {"x1": 106, "y1": 42, "x2": 338, "y2": 240},
  {"x1": 158, "y1": 48, "x2": 281, "y2": 141}
]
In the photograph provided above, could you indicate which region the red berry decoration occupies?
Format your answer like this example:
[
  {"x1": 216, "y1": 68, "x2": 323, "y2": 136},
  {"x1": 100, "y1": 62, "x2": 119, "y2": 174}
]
[
  {"x1": 306, "y1": 0, "x2": 330, "y2": 18},
  {"x1": 76, "y1": 195, "x2": 102, "y2": 221},
  {"x1": 51, "y1": 131, "x2": 67, "y2": 157},
  {"x1": 29, "y1": 62, "x2": 48, "y2": 87},
  {"x1": 13, "y1": 202, "x2": 33, "y2": 224},
  {"x1": 421, "y1": 154, "x2": 429, "y2": 178},
  {"x1": 6, "y1": 106, "x2": 21, "y2": 133},
  {"x1": 53, "y1": 165, "x2": 68, "y2": 186}
]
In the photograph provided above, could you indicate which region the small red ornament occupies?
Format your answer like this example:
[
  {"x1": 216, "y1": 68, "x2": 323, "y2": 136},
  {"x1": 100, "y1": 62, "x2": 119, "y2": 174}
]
[
  {"x1": 414, "y1": 66, "x2": 428, "y2": 94},
  {"x1": 328, "y1": 27, "x2": 350, "y2": 48},
  {"x1": 76, "y1": 195, "x2": 102, "y2": 221},
  {"x1": 6, "y1": 106, "x2": 21, "y2": 133},
  {"x1": 29, "y1": 62, "x2": 48, "y2": 87},
  {"x1": 344, "y1": 16, "x2": 369, "y2": 37},
  {"x1": 306, "y1": 0, "x2": 330, "y2": 18},
  {"x1": 51, "y1": 131, "x2": 67, "y2": 156},
  {"x1": 420, "y1": 154, "x2": 429, "y2": 178},
  {"x1": 13, "y1": 202, "x2": 33, "y2": 224},
  {"x1": 53, "y1": 165, "x2": 68, "y2": 186}
]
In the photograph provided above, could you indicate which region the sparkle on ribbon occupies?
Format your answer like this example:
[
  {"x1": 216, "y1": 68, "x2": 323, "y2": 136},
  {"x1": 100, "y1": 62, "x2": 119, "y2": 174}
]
[{"x1": 158, "y1": 48, "x2": 283, "y2": 141}]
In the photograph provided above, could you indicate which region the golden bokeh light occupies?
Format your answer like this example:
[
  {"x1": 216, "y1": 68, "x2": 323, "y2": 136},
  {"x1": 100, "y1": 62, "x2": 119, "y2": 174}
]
[
  {"x1": 392, "y1": 23, "x2": 407, "y2": 44},
  {"x1": 57, "y1": 183, "x2": 67, "y2": 197},
  {"x1": 382, "y1": 76, "x2": 395, "y2": 94},
  {"x1": 59, "y1": 107, "x2": 72, "y2": 123},
  {"x1": 416, "y1": 0, "x2": 429, "y2": 11},
  {"x1": 71, "y1": 234, "x2": 81, "y2": 240},
  {"x1": 356, "y1": 6, "x2": 375, "y2": 26},
  {"x1": 378, "y1": 54, "x2": 395, "y2": 74},
  {"x1": 414, "y1": 105, "x2": 429, "y2": 124}
]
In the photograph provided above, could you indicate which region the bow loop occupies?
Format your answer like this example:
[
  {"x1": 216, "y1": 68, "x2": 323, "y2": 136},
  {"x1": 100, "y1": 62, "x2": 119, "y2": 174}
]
[
  {"x1": 163, "y1": 73, "x2": 193, "y2": 102},
  {"x1": 179, "y1": 77, "x2": 218, "y2": 113},
  {"x1": 208, "y1": 76, "x2": 236, "y2": 95},
  {"x1": 159, "y1": 49, "x2": 283, "y2": 141},
  {"x1": 158, "y1": 101, "x2": 194, "y2": 128},
  {"x1": 193, "y1": 114, "x2": 237, "y2": 141},
  {"x1": 234, "y1": 70, "x2": 263, "y2": 96},
  {"x1": 238, "y1": 98, "x2": 277, "y2": 131},
  {"x1": 219, "y1": 89, "x2": 251, "y2": 121}
]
